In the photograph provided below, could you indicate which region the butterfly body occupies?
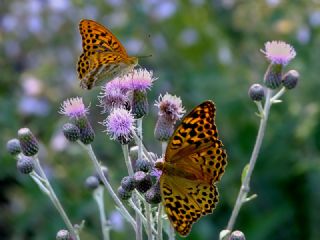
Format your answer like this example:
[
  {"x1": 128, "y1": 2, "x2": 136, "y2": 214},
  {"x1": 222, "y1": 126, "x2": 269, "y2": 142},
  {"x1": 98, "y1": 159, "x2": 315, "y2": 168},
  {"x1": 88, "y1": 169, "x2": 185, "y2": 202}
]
[
  {"x1": 77, "y1": 19, "x2": 138, "y2": 89},
  {"x1": 156, "y1": 101, "x2": 227, "y2": 236}
]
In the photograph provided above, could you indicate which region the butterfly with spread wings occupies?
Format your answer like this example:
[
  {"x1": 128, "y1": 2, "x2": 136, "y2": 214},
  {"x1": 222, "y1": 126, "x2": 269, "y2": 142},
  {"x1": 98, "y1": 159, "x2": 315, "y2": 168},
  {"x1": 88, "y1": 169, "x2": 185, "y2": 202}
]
[{"x1": 155, "y1": 100, "x2": 227, "y2": 236}]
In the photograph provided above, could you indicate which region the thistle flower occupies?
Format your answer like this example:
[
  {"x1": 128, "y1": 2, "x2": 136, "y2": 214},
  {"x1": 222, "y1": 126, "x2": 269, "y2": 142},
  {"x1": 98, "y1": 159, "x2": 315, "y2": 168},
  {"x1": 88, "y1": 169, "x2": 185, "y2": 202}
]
[
  {"x1": 98, "y1": 79, "x2": 130, "y2": 114},
  {"x1": 102, "y1": 108, "x2": 135, "y2": 144},
  {"x1": 261, "y1": 41, "x2": 296, "y2": 66},
  {"x1": 248, "y1": 84, "x2": 265, "y2": 101},
  {"x1": 123, "y1": 68, "x2": 155, "y2": 91},
  {"x1": 18, "y1": 128, "x2": 39, "y2": 156},
  {"x1": 59, "y1": 97, "x2": 89, "y2": 119},
  {"x1": 6, "y1": 138, "x2": 21, "y2": 155},
  {"x1": 154, "y1": 93, "x2": 185, "y2": 141},
  {"x1": 59, "y1": 97, "x2": 94, "y2": 144},
  {"x1": 17, "y1": 156, "x2": 34, "y2": 174},
  {"x1": 123, "y1": 69, "x2": 155, "y2": 118}
]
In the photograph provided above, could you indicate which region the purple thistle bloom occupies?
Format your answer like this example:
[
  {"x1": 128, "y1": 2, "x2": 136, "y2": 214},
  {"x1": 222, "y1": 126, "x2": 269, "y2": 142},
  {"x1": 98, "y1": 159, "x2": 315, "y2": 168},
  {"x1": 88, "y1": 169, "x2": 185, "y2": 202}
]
[
  {"x1": 102, "y1": 108, "x2": 135, "y2": 144},
  {"x1": 98, "y1": 82, "x2": 130, "y2": 114},
  {"x1": 123, "y1": 68, "x2": 155, "y2": 91},
  {"x1": 104, "y1": 78, "x2": 131, "y2": 93},
  {"x1": 59, "y1": 97, "x2": 89, "y2": 119},
  {"x1": 155, "y1": 93, "x2": 185, "y2": 122},
  {"x1": 150, "y1": 167, "x2": 162, "y2": 180},
  {"x1": 261, "y1": 41, "x2": 296, "y2": 65}
]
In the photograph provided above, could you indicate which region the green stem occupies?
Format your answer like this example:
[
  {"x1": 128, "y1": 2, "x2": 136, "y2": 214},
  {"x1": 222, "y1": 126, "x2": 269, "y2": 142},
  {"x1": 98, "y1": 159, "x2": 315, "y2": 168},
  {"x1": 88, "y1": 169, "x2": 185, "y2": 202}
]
[
  {"x1": 226, "y1": 89, "x2": 273, "y2": 231},
  {"x1": 122, "y1": 143, "x2": 142, "y2": 240},
  {"x1": 79, "y1": 142, "x2": 136, "y2": 231},
  {"x1": 33, "y1": 156, "x2": 80, "y2": 240},
  {"x1": 122, "y1": 144, "x2": 134, "y2": 176},
  {"x1": 157, "y1": 204, "x2": 163, "y2": 240},
  {"x1": 132, "y1": 131, "x2": 154, "y2": 162},
  {"x1": 271, "y1": 87, "x2": 286, "y2": 103},
  {"x1": 93, "y1": 187, "x2": 111, "y2": 240}
]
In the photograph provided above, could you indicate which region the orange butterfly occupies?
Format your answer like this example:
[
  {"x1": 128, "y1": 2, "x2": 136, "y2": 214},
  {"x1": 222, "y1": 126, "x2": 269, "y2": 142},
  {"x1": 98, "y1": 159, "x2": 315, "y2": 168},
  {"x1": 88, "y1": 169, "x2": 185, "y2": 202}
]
[
  {"x1": 77, "y1": 19, "x2": 138, "y2": 90},
  {"x1": 155, "y1": 101, "x2": 227, "y2": 236}
]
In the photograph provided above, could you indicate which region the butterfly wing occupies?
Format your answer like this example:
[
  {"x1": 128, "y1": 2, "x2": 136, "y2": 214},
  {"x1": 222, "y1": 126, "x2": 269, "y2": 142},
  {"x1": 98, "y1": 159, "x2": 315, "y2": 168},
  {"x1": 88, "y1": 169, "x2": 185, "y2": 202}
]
[
  {"x1": 161, "y1": 101, "x2": 227, "y2": 236},
  {"x1": 165, "y1": 100, "x2": 227, "y2": 182},
  {"x1": 79, "y1": 19, "x2": 128, "y2": 55},
  {"x1": 78, "y1": 51, "x2": 133, "y2": 89},
  {"x1": 160, "y1": 175, "x2": 219, "y2": 236}
]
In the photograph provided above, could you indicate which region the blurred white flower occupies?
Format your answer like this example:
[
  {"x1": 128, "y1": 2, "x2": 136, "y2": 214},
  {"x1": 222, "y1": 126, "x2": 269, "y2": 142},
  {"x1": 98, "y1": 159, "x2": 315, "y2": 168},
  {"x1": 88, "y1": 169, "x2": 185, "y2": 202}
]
[{"x1": 21, "y1": 74, "x2": 43, "y2": 96}]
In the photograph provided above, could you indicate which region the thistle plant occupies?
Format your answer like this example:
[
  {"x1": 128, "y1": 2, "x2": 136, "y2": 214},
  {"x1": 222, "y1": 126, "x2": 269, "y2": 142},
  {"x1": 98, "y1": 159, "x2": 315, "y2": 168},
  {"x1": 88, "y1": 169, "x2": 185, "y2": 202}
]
[
  {"x1": 220, "y1": 41, "x2": 299, "y2": 239},
  {"x1": 7, "y1": 40, "x2": 299, "y2": 240}
]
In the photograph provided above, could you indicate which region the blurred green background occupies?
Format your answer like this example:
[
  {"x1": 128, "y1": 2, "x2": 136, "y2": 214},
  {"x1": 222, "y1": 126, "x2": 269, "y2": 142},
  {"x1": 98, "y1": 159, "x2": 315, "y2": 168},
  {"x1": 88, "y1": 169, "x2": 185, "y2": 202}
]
[{"x1": 1, "y1": 0, "x2": 320, "y2": 239}]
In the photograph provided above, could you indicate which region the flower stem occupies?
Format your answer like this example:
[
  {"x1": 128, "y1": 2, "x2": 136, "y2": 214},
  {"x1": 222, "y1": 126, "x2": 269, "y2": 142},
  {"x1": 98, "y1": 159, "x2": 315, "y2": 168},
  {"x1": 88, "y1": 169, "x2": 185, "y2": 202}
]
[
  {"x1": 132, "y1": 131, "x2": 154, "y2": 162},
  {"x1": 93, "y1": 186, "x2": 111, "y2": 240},
  {"x1": 226, "y1": 89, "x2": 273, "y2": 231},
  {"x1": 33, "y1": 156, "x2": 80, "y2": 240},
  {"x1": 122, "y1": 144, "x2": 134, "y2": 176},
  {"x1": 157, "y1": 204, "x2": 163, "y2": 240},
  {"x1": 79, "y1": 142, "x2": 137, "y2": 231},
  {"x1": 122, "y1": 143, "x2": 143, "y2": 240},
  {"x1": 271, "y1": 87, "x2": 286, "y2": 103}
]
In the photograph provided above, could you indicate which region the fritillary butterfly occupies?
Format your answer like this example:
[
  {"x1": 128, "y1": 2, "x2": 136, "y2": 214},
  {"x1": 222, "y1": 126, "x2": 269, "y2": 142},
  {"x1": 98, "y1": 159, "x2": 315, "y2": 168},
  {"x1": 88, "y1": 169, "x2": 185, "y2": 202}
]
[
  {"x1": 77, "y1": 19, "x2": 138, "y2": 89},
  {"x1": 155, "y1": 100, "x2": 227, "y2": 236}
]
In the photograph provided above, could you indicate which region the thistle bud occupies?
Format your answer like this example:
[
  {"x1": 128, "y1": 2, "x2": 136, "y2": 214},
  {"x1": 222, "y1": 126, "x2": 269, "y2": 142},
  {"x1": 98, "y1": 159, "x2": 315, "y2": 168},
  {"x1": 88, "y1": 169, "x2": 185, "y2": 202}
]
[
  {"x1": 135, "y1": 158, "x2": 153, "y2": 173},
  {"x1": 145, "y1": 181, "x2": 161, "y2": 204},
  {"x1": 6, "y1": 138, "x2": 21, "y2": 155},
  {"x1": 120, "y1": 176, "x2": 136, "y2": 192},
  {"x1": 248, "y1": 84, "x2": 265, "y2": 101},
  {"x1": 62, "y1": 123, "x2": 80, "y2": 142},
  {"x1": 85, "y1": 176, "x2": 100, "y2": 190},
  {"x1": 117, "y1": 186, "x2": 132, "y2": 200},
  {"x1": 75, "y1": 117, "x2": 95, "y2": 145},
  {"x1": 134, "y1": 171, "x2": 152, "y2": 193},
  {"x1": 264, "y1": 63, "x2": 282, "y2": 89},
  {"x1": 95, "y1": 166, "x2": 109, "y2": 183},
  {"x1": 154, "y1": 116, "x2": 175, "y2": 141},
  {"x1": 131, "y1": 90, "x2": 149, "y2": 118},
  {"x1": 282, "y1": 69, "x2": 299, "y2": 89},
  {"x1": 18, "y1": 128, "x2": 39, "y2": 156},
  {"x1": 17, "y1": 156, "x2": 34, "y2": 174}
]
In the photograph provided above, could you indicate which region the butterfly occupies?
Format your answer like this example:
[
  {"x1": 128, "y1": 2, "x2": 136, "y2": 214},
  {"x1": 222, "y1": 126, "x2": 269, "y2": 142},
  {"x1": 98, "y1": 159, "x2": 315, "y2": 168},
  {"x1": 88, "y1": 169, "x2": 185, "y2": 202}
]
[
  {"x1": 155, "y1": 100, "x2": 227, "y2": 236},
  {"x1": 77, "y1": 19, "x2": 138, "y2": 90}
]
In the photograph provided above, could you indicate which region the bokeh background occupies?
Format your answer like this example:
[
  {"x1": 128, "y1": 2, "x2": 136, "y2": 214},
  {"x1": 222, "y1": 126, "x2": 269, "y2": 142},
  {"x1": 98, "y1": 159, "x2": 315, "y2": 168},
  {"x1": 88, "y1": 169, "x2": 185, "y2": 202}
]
[{"x1": 1, "y1": 0, "x2": 320, "y2": 239}]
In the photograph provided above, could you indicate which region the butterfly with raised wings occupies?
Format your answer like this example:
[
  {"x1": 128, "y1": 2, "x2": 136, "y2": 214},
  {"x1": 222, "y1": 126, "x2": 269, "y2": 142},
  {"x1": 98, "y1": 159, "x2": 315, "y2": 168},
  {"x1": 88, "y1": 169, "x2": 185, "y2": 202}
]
[
  {"x1": 77, "y1": 19, "x2": 138, "y2": 89},
  {"x1": 155, "y1": 100, "x2": 227, "y2": 236}
]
